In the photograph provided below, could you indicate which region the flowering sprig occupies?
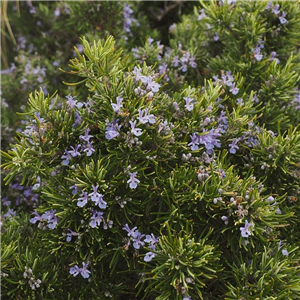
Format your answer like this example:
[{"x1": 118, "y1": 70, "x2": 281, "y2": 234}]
[
  {"x1": 69, "y1": 262, "x2": 91, "y2": 279},
  {"x1": 240, "y1": 220, "x2": 253, "y2": 238},
  {"x1": 30, "y1": 210, "x2": 58, "y2": 229},
  {"x1": 122, "y1": 224, "x2": 159, "y2": 261},
  {"x1": 127, "y1": 172, "x2": 140, "y2": 189}
]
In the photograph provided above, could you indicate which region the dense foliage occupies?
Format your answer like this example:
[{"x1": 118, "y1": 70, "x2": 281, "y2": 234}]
[{"x1": 1, "y1": 1, "x2": 300, "y2": 299}]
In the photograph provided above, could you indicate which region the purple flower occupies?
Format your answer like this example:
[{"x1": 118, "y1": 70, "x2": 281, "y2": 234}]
[
  {"x1": 198, "y1": 9, "x2": 206, "y2": 20},
  {"x1": 68, "y1": 145, "x2": 81, "y2": 157},
  {"x1": 123, "y1": 224, "x2": 138, "y2": 237},
  {"x1": 42, "y1": 210, "x2": 58, "y2": 229},
  {"x1": 80, "y1": 262, "x2": 91, "y2": 279},
  {"x1": 279, "y1": 12, "x2": 287, "y2": 24},
  {"x1": 144, "y1": 233, "x2": 159, "y2": 245},
  {"x1": 127, "y1": 172, "x2": 140, "y2": 189},
  {"x1": 3, "y1": 209, "x2": 16, "y2": 219},
  {"x1": 70, "y1": 262, "x2": 91, "y2": 279},
  {"x1": 132, "y1": 231, "x2": 145, "y2": 249},
  {"x1": 30, "y1": 211, "x2": 43, "y2": 224},
  {"x1": 89, "y1": 185, "x2": 106, "y2": 209},
  {"x1": 144, "y1": 251, "x2": 156, "y2": 262},
  {"x1": 240, "y1": 220, "x2": 253, "y2": 238},
  {"x1": 111, "y1": 96, "x2": 123, "y2": 113},
  {"x1": 66, "y1": 229, "x2": 79, "y2": 242},
  {"x1": 77, "y1": 191, "x2": 89, "y2": 207},
  {"x1": 229, "y1": 85, "x2": 239, "y2": 95},
  {"x1": 253, "y1": 46, "x2": 263, "y2": 61},
  {"x1": 184, "y1": 97, "x2": 194, "y2": 111},
  {"x1": 188, "y1": 133, "x2": 200, "y2": 151},
  {"x1": 137, "y1": 109, "x2": 156, "y2": 124},
  {"x1": 90, "y1": 210, "x2": 104, "y2": 228},
  {"x1": 129, "y1": 120, "x2": 142, "y2": 137},
  {"x1": 79, "y1": 128, "x2": 93, "y2": 143},
  {"x1": 61, "y1": 149, "x2": 72, "y2": 165},
  {"x1": 270, "y1": 51, "x2": 280, "y2": 63},
  {"x1": 265, "y1": 1, "x2": 273, "y2": 10},
  {"x1": 105, "y1": 120, "x2": 121, "y2": 140},
  {"x1": 145, "y1": 77, "x2": 160, "y2": 93},
  {"x1": 83, "y1": 141, "x2": 95, "y2": 157},
  {"x1": 272, "y1": 4, "x2": 280, "y2": 15},
  {"x1": 172, "y1": 55, "x2": 180, "y2": 67},
  {"x1": 66, "y1": 94, "x2": 78, "y2": 109},
  {"x1": 199, "y1": 129, "x2": 221, "y2": 154},
  {"x1": 69, "y1": 265, "x2": 81, "y2": 277},
  {"x1": 228, "y1": 138, "x2": 240, "y2": 154},
  {"x1": 213, "y1": 33, "x2": 220, "y2": 41}
]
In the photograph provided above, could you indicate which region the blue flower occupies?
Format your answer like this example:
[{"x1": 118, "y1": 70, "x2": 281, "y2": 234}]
[
  {"x1": 240, "y1": 220, "x2": 253, "y2": 238},
  {"x1": 279, "y1": 12, "x2": 287, "y2": 24},
  {"x1": 83, "y1": 141, "x2": 95, "y2": 157},
  {"x1": 68, "y1": 145, "x2": 81, "y2": 157},
  {"x1": 66, "y1": 229, "x2": 79, "y2": 242},
  {"x1": 127, "y1": 172, "x2": 140, "y2": 189},
  {"x1": 111, "y1": 96, "x2": 123, "y2": 113},
  {"x1": 105, "y1": 120, "x2": 121, "y2": 140},
  {"x1": 144, "y1": 251, "x2": 156, "y2": 262},
  {"x1": 188, "y1": 133, "x2": 200, "y2": 151},
  {"x1": 129, "y1": 120, "x2": 142, "y2": 137},
  {"x1": 90, "y1": 210, "x2": 104, "y2": 228},
  {"x1": 79, "y1": 128, "x2": 93, "y2": 143},
  {"x1": 123, "y1": 224, "x2": 138, "y2": 237},
  {"x1": 69, "y1": 262, "x2": 91, "y2": 279},
  {"x1": 184, "y1": 97, "x2": 194, "y2": 111},
  {"x1": 41, "y1": 210, "x2": 58, "y2": 229},
  {"x1": 61, "y1": 149, "x2": 72, "y2": 165},
  {"x1": 228, "y1": 138, "x2": 240, "y2": 154},
  {"x1": 77, "y1": 191, "x2": 89, "y2": 207},
  {"x1": 89, "y1": 185, "x2": 106, "y2": 209}
]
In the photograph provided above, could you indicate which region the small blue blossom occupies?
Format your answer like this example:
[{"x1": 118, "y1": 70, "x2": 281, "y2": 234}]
[
  {"x1": 41, "y1": 210, "x2": 58, "y2": 229},
  {"x1": 123, "y1": 224, "x2": 138, "y2": 237},
  {"x1": 132, "y1": 231, "x2": 145, "y2": 249},
  {"x1": 111, "y1": 96, "x2": 123, "y2": 113},
  {"x1": 213, "y1": 33, "x2": 220, "y2": 41},
  {"x1": 228, "y1": 138, "x2": 240, "y2": 154},
  {"x1": 68, "y1": 145, "x2": 81, "y2": 157},
  {"x1": 138, "y1": 109, "x2": 156, "y2": 124},
  {"x1": 61, "y1": 149, "x2": 72, "y2": 165},
  {"x1": 129, "y1": 120, "x2": 142, "y2": 137},
  {"x1": 270, "y1": 51, "x2": 280, "y2": 63},
  {"x1": 144, "y1": 233, "x2": 159, "y2": 245},
  {"x1": 279, "y1": 12, "x2": 287, "y2": 24},
  {"x1": 90, "y1": 210, "x2": 104, "y2": 228},
  {"x1": 278, "y1": 241, "x2": 289, "y2": 256},
  {"x1": 229, "y1": 85, "x2": 239, "y2": 95},
  {"x1": 77, "y1": 191, "x2": 89, "y2": 207},
  {"x1": 70, "y1": 262, "x2": 91, "y2": 279},
  {"x1": 105, "y1": 120, "x2": 121, "y2": 140},
  {"x1": 83, "y1": 141, "x2": 95, "y2": 157},
  {"x1": 144, "y1": 251, "x2": 156, "y2": 262},
  {"x1": 198, "y1": 9, "x2": 206, "y2": 20},
  {"x1": 183, "y1": 97, "x2": 194, "y2": 111},
  {"x1": 272, "y1": 4, "x2": 280, "y2": 15},
  {"x1": 79, "y1": 128, "x2": 93, "y2": 143},
  {"x1": 127, "y1": 172, "x2": 140, "y2": 189},
  {"x1": 188, "y1": 132, "x2": 200, "y2": 151},
  {"x1": 240, "y1": 220, "x2": 253, "y2": 238},
  {"x1": 66, "y1": 94, "x2": 81, "y2": 109},
  {"x1": 89, "y1": 185, "x2": 106, "y2": 209},
  {"x1": 30, "y1": 211, "x2": 43, "y2": 224},
  {"x1": 66, "y1": 229, "x2": 79, "y2": 242},
  {"x1": 3, "y1": 209, "x2": 17, "y2": 219}
]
